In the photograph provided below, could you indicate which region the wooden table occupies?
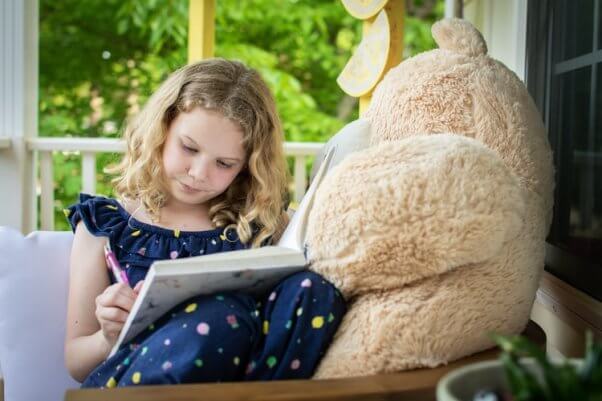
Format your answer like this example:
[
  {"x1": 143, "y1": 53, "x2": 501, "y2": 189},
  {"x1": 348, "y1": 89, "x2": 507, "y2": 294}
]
[{"x1": 65, "y1": 321, "x2": 544, "y2": 401}]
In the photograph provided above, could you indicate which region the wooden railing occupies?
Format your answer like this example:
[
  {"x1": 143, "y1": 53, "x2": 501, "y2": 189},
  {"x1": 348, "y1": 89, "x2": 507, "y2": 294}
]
[{"x1": 26, "y1": 138, "x2": 323, "y2": 231}]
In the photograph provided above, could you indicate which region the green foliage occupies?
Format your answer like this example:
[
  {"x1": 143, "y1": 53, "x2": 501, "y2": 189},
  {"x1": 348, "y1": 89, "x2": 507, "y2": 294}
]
[
  {"x1": 492, "y1": 333, "x2": 602, "y2": 401},
  {"x1": 39, "y1": 0, "x2": 443, "y2": 230}
]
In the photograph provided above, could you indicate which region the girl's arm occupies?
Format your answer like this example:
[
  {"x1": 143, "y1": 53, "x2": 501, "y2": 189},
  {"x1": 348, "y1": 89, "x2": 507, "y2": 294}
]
[{"x1": 64, "y1": 222, "x2": 138, "y2": 382}]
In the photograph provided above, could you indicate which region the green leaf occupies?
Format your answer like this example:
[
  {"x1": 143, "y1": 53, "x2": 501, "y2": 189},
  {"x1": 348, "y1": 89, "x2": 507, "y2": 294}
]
[
  {"x1": 500, "y1": 353, "x2": 547, "y2": 401},
  {"x1": 495, "y1": 332, "x2": 602, "y2": 401},
  {"x1": 579, "y1": 332, "x2": 602, "y2": 396}
]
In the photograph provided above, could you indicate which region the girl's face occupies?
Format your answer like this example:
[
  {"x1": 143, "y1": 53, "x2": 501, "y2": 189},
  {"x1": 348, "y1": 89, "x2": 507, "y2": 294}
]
[{"x1": 162, "y1": 107, "x2": 246, "y2": 208}]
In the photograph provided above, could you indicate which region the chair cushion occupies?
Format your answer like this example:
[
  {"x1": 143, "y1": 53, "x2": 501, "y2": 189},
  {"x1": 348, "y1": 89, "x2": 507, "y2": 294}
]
[{"x1": 0, "y1": 227, "x2": 79, "y2": 401}]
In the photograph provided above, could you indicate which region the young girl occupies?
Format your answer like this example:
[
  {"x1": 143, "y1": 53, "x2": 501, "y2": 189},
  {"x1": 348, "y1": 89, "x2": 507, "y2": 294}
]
[{"x1": 64, "y1": 58, "x2": 345, "y2": 387}]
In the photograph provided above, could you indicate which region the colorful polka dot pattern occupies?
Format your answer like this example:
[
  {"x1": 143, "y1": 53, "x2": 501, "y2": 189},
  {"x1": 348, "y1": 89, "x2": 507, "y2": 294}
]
[{"x1": 81, "y1": 271, "x2": 346, "y2": 387}]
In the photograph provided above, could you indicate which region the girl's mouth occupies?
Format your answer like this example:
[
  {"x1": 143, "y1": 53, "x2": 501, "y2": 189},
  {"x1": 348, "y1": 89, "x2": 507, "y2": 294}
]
[{"x1": 178, "y1": 181, "x2": 204, "y2": 193}]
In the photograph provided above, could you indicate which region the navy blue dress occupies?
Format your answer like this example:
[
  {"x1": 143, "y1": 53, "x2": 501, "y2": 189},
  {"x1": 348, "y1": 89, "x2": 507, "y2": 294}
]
[{"x1": 66, "y1": 194, "x2": 346, "y2": 387}]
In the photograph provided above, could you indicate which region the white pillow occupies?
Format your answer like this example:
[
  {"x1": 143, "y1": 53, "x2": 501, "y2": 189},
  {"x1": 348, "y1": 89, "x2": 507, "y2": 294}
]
[
  {"x1": 0, "y1": 227, "x2": 79, "y2": 401},
  {"x1": 310, "y1": 118, "x2": 372, "y2": 182}
]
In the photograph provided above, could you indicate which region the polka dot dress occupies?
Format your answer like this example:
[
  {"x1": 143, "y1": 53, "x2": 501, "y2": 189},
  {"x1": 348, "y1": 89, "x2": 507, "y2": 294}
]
[{"x1": 66, "y1": 194, "x2": 346, "y2": 387}]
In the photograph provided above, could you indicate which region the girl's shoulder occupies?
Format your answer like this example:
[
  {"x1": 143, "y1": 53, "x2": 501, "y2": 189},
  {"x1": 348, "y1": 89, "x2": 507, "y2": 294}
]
[{"x1": 64, "y1": 193, "x2": 247, "y2": 260}]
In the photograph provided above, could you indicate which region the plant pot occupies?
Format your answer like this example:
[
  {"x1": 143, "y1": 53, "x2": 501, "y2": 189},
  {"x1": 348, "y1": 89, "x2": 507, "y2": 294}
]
[{"x1": 436, "y1": 358, "x2": 582, "y2": 401}]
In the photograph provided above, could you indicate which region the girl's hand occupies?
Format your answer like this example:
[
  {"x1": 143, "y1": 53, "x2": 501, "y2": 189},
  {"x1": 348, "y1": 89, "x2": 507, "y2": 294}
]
[{"x1": 94, "y1": 281, "x2": 144, "y2": 346}]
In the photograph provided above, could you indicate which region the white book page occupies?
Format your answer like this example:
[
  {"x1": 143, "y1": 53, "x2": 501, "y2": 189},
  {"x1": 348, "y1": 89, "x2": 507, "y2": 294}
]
[{"x1": 277, "y1": 146, "x2": 336, "y2": 251}]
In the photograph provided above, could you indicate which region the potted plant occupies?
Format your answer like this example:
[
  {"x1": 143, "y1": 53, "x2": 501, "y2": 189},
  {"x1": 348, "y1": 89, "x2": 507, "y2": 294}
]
[{"x1": 437, "y1": 332, "x2": 601, "y2": 401}]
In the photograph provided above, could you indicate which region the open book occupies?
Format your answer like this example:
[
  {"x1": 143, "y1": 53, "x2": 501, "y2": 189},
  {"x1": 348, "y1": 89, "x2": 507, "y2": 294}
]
[{"x1": 108, "y1": 147, "x2": 336, "y2": 357}]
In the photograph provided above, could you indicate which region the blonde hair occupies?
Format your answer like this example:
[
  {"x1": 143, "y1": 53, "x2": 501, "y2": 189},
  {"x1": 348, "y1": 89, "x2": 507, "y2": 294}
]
[{"x1": 109, "y1": 58, "x2": 289, "y2": 247}]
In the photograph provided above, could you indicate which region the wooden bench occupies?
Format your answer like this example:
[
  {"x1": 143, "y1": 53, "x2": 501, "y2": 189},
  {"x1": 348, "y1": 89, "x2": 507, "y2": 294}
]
[{"x1": 64, "y1": 320, "x2": 544, "y2": 401}]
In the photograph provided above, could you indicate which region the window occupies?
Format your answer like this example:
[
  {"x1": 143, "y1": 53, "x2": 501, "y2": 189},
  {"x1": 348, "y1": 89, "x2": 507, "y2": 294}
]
[{"x1": 526, "y1": 0, "x2": 602, "y2": 301}]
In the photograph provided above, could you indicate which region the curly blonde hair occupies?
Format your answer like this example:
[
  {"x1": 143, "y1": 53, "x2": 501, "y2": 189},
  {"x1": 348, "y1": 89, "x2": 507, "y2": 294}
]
[{"x1": 108, "y1": 58, "x2": 289, "y2": 247}]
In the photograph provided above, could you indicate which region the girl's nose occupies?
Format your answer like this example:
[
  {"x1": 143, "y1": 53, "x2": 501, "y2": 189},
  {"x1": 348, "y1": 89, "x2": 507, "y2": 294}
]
[{"x1": 187, "y1": 157, "x2": 210, "y2": 182}]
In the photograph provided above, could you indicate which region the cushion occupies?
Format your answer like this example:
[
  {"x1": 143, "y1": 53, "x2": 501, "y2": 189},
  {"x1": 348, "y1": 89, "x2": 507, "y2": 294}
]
[
  {"x1": 309, "y1": 118, "x2": 371, "y2": 182},
  {"x1": 0, "y1": 227, "x2": 79, "y2": 401}
]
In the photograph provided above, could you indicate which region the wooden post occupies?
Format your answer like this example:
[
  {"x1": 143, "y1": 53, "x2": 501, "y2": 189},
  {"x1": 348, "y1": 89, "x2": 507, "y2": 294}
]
[
  {"x1": 188, "y1": 0, "x2": 215, "y2": 63},
  {"x1": 0, "y1": 0, "x2": 38, "y2": 234}
]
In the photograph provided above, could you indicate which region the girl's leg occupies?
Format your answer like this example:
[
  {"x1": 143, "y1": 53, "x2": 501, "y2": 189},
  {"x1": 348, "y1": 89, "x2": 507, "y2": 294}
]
[
  {"x1": 82, "y1": 292, "x2": 260, "y2": 387},
  {"x1": 245, "y1": 271, "x2": 346, "y2": 381}
]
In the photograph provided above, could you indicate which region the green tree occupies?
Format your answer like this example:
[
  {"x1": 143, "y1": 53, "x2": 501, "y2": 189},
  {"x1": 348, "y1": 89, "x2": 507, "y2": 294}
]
[{"x1": 39, "y1": 0, "x2": 443, "y2": 230}]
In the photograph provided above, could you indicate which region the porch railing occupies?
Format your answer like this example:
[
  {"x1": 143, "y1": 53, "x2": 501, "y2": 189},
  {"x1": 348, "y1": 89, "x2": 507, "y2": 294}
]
[{"x1": 27, "y1": 138, "x2": 323, "y2": 231}]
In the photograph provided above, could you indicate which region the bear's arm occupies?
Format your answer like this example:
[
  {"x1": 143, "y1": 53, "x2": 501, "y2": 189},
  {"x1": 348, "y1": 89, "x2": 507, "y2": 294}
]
[{"x1": 306, "y1": 134, "x2": 526, "y2": 297}]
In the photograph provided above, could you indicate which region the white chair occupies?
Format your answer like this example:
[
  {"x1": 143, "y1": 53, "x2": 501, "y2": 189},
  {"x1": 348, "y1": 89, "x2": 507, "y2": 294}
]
[{"x1": 0, "y1": 227, "x2": 79, "y2": 401}]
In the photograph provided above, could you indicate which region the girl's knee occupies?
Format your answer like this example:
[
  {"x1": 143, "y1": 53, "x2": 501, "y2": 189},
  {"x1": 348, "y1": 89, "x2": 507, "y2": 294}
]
[
  {"x1": 281, "y1": 270, "x2": 323, "y2": 285},
  {"x1": 278, "y1": 271, "x2": 332, "y2": 293},
  {"x1": 266, "y1": 272, "x2": 346, "y2": 323},
  {"x1": 279, "y1": 271, "x2": 344, "y2": 301}
]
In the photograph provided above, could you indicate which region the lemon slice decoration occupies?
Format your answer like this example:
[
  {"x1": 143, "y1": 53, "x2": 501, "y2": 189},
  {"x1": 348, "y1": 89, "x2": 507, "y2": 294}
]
[
  {"x1": 341, "y1": 0, "x2": 387, "y2": 19},
  {"x1": 337, "y1": 9, "x2": 390, "y2": 97}
]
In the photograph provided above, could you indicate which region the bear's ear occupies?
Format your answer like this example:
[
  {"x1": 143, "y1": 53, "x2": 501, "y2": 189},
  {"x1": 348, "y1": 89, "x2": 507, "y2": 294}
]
[{"x1": 432, "y1": 18, "x2": 487, "y2": 57}]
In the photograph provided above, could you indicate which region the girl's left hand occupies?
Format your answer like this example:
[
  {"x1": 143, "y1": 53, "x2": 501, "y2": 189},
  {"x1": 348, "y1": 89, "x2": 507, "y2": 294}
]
[{"x1": 133, "y1": 280, "x2": 144, "y2": 294}]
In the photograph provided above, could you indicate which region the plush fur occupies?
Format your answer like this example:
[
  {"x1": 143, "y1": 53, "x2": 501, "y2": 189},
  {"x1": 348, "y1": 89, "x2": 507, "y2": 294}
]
[{"x1": 307, "y1": 18, "x2": 554, "y2": 378}]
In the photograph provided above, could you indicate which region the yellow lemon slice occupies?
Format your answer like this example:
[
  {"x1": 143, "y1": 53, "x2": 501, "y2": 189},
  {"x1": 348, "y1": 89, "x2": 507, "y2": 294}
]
[
  {"x1": 341, "y1": 0, "x2": 388, "y2": 19},
  {"x1": 337, "y1": 9, "x2": 390, "y2": 97}
]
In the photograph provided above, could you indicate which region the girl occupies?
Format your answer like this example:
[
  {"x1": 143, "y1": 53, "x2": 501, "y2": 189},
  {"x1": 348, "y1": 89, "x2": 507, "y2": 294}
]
[{"x1": 64, "y1": 58, "x2": 345, "y2": 387}]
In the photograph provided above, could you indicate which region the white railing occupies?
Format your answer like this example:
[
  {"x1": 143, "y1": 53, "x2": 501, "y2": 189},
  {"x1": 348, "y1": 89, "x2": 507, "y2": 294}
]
[{"x1": 26, "y1": 137, "x2": 323, "y2": 231}]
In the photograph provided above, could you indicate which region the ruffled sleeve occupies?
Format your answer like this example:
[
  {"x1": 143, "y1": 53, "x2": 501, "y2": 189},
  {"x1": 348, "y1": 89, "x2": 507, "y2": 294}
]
[{"x1": 64, "y1": 193, "x2": 127, "y2": 241}]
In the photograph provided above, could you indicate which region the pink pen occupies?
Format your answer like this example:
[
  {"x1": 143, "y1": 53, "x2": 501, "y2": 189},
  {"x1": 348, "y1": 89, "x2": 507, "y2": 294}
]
[{"x1": 103, "y1": 241, "x2": 130, "y2": 286}]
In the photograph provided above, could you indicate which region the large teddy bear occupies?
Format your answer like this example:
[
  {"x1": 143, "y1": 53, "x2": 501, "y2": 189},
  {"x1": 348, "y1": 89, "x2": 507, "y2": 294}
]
[{"x1": 307, "y1": 18, "x2": 554, "y2": 378}]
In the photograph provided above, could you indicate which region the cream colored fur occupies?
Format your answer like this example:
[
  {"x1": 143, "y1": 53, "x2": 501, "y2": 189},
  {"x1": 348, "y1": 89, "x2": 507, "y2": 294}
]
[{"x1": 308, "y1": 18, "x2": 554, "y2": 378}]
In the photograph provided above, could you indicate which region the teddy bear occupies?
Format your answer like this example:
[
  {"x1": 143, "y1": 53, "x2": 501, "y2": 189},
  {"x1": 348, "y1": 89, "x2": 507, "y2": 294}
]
[{"x1": 306, "y1": 18, "x2": 555, "y2": 378}]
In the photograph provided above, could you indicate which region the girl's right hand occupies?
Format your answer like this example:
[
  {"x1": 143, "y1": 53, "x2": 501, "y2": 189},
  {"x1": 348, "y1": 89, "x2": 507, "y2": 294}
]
[{"x1": 94, "y1": 281, "x2": 144, "y2": 346}]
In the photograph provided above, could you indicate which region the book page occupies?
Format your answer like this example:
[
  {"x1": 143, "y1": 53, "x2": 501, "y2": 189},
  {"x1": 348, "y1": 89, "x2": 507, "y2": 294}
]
[{"x1": 278, "y1": 146, "x2": 336, "y2": 251}]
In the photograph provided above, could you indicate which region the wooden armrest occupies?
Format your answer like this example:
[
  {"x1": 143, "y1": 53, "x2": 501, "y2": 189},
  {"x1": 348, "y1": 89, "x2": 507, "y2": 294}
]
[
  {"x1": 65, "y1": 350, "x2": 499, "y2": 401},
  {"x1": 65, "y1": 321, "x2": 545, "y2": 401}
]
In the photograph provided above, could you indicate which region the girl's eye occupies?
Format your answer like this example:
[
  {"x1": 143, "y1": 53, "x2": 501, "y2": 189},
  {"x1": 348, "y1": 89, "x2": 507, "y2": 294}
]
[
  {"x1": 182, "y1": 144, "x2": 197, "y2": 153},
  {"x1": 217, "y1": 160, "x2": 233, "y2": 169}
]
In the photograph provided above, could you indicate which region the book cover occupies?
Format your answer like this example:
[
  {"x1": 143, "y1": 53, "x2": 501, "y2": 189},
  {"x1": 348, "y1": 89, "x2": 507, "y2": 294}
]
[{"x1": 108, "y1": 147, "x2": 336, "y2": 357}]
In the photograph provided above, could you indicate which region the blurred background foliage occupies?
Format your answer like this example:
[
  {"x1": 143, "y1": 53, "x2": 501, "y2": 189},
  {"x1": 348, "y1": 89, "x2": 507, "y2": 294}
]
[{"x1": 40, "y1": 0, "x2": 443, "y2": 230}]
